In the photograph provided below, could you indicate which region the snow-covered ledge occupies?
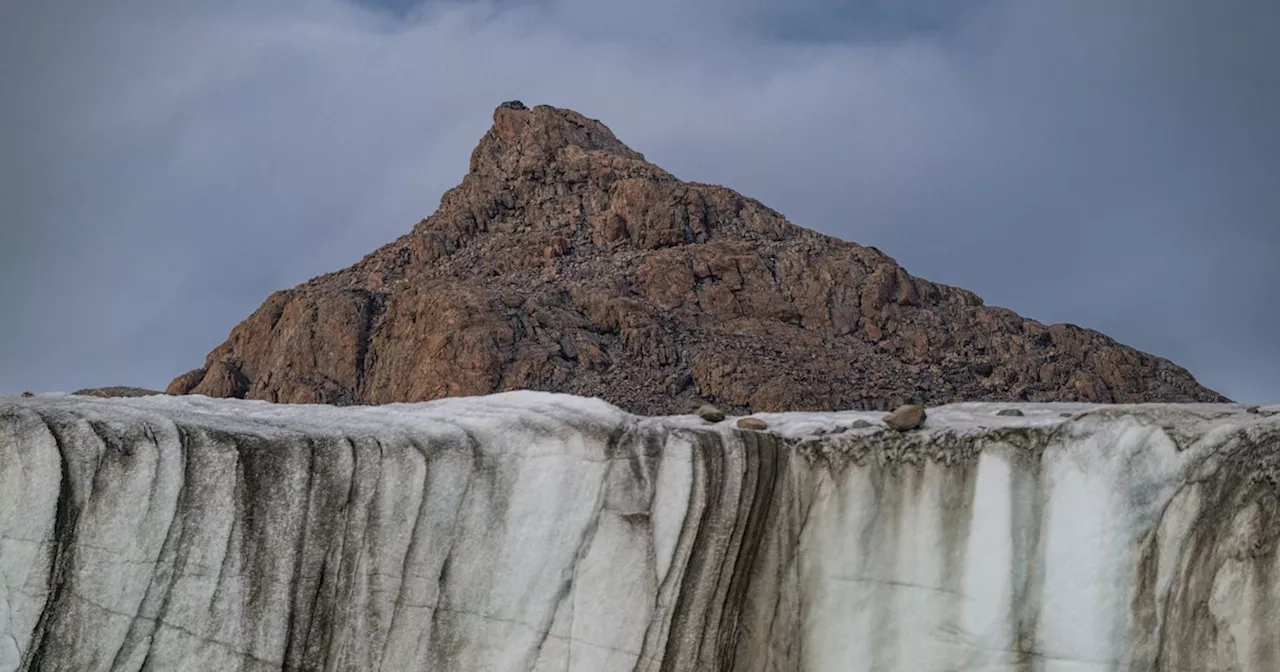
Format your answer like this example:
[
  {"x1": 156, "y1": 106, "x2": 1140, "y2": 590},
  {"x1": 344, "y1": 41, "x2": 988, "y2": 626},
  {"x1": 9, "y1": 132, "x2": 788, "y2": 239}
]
[{"x1": 2, "y1": 392, "x2": 1277, "y2": 671}]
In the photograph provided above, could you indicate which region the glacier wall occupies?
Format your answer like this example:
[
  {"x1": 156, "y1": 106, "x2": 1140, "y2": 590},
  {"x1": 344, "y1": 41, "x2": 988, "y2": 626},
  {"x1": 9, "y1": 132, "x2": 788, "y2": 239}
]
[{"x1": 1, "y1": 392, "x2": 1277, "y2": 671}]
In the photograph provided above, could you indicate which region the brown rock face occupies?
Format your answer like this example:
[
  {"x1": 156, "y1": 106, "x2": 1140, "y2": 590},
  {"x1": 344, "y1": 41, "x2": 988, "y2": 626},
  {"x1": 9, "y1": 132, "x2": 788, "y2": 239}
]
[{"x1": 168, "y1": 103, "x2": 1229, "y2": 413}]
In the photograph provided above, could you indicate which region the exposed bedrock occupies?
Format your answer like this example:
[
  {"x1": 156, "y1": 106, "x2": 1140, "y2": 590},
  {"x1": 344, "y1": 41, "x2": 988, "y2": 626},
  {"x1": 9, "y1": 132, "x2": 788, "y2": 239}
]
[{"x1": 1, "y1": 394, "x2": 1277, "y2": 671}]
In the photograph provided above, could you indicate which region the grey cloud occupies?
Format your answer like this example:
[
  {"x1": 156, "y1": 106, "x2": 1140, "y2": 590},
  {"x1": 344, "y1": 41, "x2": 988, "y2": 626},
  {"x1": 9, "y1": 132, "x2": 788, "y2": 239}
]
[{"x1": 2, "y1": 0, "x2": 1277, "y2": 402}]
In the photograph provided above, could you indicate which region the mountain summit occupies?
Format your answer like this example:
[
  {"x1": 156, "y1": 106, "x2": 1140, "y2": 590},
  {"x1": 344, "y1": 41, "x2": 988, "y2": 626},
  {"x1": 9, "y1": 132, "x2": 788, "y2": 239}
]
[{"x1": 167, "y1": 103, "x2": 1226, "y2": 413}]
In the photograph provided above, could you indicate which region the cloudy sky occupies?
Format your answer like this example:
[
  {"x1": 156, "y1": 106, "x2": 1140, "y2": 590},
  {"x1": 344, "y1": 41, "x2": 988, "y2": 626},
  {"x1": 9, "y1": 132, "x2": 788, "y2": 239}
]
[{"x1": 3, "y1": 0, "x2": 1277, "y2": 402}]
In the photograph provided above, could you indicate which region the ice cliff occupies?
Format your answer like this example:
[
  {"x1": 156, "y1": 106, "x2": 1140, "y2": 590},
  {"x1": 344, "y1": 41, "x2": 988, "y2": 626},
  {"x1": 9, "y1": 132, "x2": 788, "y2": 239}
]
[{"x1": 2, "y1": 392, "x2": 1278, "y2": 671}]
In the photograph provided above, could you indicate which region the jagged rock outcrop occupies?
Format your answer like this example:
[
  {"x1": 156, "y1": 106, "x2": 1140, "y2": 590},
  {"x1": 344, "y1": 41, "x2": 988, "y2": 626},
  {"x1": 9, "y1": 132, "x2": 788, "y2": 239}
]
[
  {"x1": 2, "y1": 393, "x2": 1277, "y2": 671},
  {"x1": 166, "y1": 103, "x2": 1227, "y2": 414}
]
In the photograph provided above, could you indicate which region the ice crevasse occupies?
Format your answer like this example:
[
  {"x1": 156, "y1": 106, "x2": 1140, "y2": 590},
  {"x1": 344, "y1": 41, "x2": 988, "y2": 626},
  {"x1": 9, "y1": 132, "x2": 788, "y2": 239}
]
[{"x1": 1, "y1": 391, "x2": 1278, "y2": 671}]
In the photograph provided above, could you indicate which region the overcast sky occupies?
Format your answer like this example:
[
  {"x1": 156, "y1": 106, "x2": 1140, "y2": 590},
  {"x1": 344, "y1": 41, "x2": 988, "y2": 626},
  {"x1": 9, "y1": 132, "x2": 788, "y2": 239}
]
[{"x1": 2, "y1": 0, "x2": 1277, "y2": 402}]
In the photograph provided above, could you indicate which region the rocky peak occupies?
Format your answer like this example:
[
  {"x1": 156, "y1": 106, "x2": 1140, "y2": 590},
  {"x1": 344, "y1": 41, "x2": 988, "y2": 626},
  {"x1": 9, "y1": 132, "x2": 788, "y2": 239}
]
[
  {"x1": 167, "y1": 102, "x2": 1228, "y2": 413},
  {"x1": 467, "y1": 102, "x2": 647, "y2": 181}
]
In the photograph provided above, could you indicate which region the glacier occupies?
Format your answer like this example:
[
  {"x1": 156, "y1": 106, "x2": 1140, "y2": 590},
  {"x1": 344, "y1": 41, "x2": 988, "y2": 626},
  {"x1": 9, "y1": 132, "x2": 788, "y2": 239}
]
[{"x1": 1, "y1": 392, "x2": 1277, "y2": 671}]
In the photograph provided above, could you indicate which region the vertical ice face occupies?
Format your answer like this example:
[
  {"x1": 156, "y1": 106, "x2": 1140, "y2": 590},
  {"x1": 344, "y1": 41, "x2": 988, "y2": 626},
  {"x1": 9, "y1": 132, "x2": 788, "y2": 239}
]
[{"x1": 1, "y1": 394, "x2": 1277, "y2": 671}]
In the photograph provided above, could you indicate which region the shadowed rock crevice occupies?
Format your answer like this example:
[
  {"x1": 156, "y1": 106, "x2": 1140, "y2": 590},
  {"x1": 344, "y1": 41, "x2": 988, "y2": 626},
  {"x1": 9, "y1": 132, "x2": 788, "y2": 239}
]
[{"x1": 165, "y1": 103, "x2": 1227, "y2": 414}]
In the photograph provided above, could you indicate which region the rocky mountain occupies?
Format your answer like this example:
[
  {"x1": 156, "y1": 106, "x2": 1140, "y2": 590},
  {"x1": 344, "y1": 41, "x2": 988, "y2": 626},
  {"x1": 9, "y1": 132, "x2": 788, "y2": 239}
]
[{"x1": 167, "y1": 101, "x2": 1227, "y2": 413}]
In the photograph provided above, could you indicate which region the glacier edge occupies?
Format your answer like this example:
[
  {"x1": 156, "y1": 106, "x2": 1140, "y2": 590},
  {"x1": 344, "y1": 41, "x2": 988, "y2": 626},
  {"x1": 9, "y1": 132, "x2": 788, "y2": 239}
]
[{"x1": 1, "y1": 393, "x2": 1277, "y2": 671}]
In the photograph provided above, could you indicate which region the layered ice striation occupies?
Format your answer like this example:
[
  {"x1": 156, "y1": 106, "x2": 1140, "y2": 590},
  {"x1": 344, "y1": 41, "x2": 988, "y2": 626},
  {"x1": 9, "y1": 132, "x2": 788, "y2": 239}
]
[{"x1": 1, "y1": 392, "x2": 1278, "y2": 671}]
